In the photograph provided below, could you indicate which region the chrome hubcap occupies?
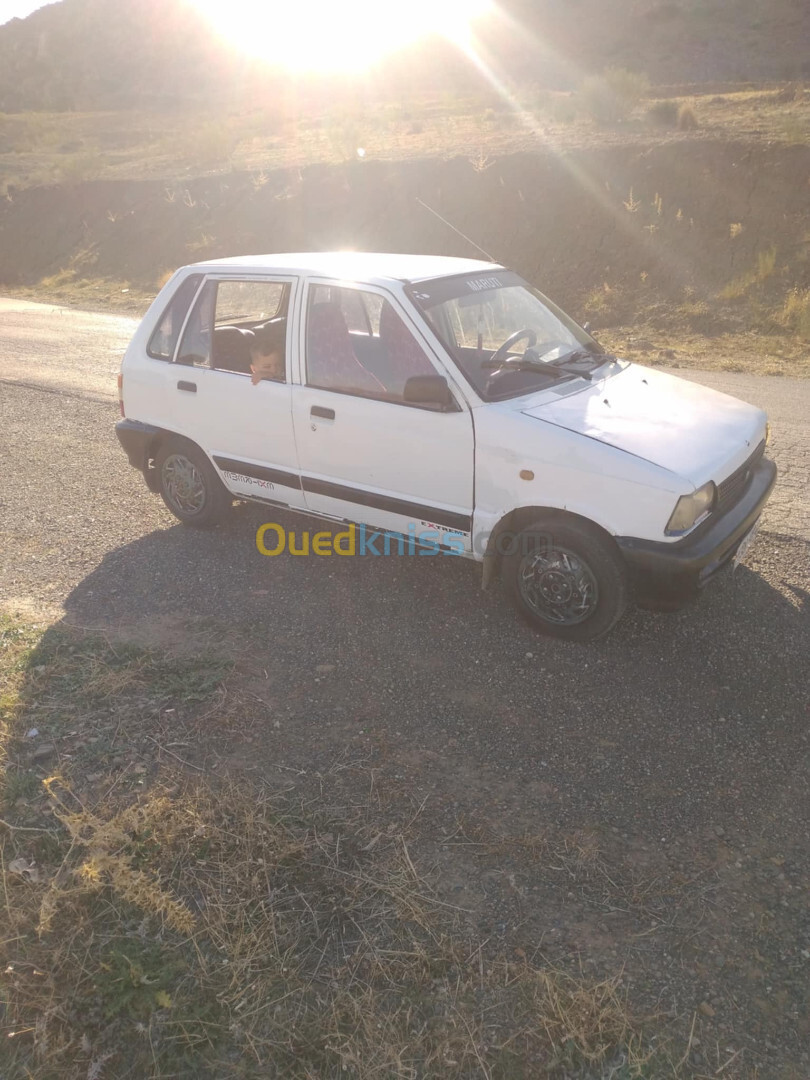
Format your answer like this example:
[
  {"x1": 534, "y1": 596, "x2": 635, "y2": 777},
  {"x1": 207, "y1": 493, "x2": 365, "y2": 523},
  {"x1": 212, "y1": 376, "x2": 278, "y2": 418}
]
[
  {"x1": 162, "y1": 454, "x2": 206, "y2": 516},
  {"x1": 519, "y1": 544, "x2": 598, "y2": 625}
]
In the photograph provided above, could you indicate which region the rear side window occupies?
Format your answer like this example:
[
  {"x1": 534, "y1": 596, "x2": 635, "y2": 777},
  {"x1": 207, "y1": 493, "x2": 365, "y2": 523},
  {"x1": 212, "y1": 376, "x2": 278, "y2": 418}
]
[
  {"x1": 147, "y1": 274, "x2": 202, "y2": 360},
  {"x1": 215, "y1": 280, "x2": 286, "y2": 326},
  {"x1": 176, "y1": 281, "x2": 216, "y2": 368},
  {"x1": 176, "y1": 278, "x2": 292, "y2": 373}
]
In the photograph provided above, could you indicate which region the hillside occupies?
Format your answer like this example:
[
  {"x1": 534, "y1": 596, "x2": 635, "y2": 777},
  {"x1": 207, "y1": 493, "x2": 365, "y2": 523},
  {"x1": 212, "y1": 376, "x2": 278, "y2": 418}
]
[
  {"x1": 1, "y1": 0, "x2": 809, "y2": 377},
  {"x1": 1, "y1": 0, "x2": 809, "y2": 111}
]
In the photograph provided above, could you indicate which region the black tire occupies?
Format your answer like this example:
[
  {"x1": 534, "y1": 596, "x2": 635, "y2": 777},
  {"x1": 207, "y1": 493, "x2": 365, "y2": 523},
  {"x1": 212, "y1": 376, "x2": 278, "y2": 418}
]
[
  {"x1": 154, "y1": 438, "x2": 231, "y2": 527},
  {"x1": 503, "y1": 516, "x2": 628, "y2": 642}
]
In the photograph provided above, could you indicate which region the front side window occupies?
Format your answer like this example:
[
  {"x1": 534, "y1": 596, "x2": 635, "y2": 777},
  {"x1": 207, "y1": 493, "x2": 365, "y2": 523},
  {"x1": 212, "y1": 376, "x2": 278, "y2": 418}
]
[
  {"x1": 176, "y1": 278, "x2": 291, "y2": 378},
  {"x1": 410, "y1": 271, "x2": 603, "y2": 400},
  {"x1": 305, "y1": 285, "x2": 436, "y2": 401},
  {"x1": 147, "y1": 274, "x2": 202, "y2": 360}
]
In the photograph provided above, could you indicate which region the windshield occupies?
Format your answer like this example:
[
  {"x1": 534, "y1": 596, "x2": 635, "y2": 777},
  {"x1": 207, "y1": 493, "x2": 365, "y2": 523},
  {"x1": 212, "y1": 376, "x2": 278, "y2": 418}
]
[{"x1": 409, "y1": 270, "x2": 603, "y2": 400}]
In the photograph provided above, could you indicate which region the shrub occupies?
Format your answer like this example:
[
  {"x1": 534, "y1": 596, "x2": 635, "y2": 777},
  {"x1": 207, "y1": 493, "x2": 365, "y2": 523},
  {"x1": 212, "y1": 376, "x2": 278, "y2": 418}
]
[
  {"x1": 531, "y1": 89, "x2": 553, "y2": 113},
  {"x1": 0, "y1": 112, "x2": 51, "y2": 153},
  {"x1": 677, "y1": 103, "x2": 699, "y2": 130},
  {"x1": 581, "y1": 68, "x2": 650, "y2": 125},
  {"x1": 582, "y1": 283, "x2": 632, "y2": 326},
  {"x1": 678, "y1": 300, "x2": 719, "y2": 333},
  {"x1": 58, "y1": 151, "x2": 102, "y2": 182},
  {"x1": 646, "y1": 99, "x2": 679, "y2": 126},
  {"x1": 324, "y1": 116, "x2": 367, "y2": 162},
  {"x1": 182, "y1": 121, "x2": 239, "y2": 166},
  {"x1": 719, "y1": 245, "x2": 778, "y2": 300},
  {"x1": 549, "y1": 95, "x2": 578, "y2": 124},
  {"x1": 780, "y1": 288, "x2": 810, "y2": 338},
  {"x1": 782, "y1": 116, "x2": 808, "y2": 145},
  {"x1": 757, "y1": 246, "x2": 777, "y2": 280}
]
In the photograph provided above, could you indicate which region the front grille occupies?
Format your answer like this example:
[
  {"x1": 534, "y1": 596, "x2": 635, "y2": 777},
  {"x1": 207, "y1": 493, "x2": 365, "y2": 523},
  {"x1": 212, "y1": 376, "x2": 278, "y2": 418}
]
[{"x1": 716, "y1": 439, "x2": 765, "y2": 515}]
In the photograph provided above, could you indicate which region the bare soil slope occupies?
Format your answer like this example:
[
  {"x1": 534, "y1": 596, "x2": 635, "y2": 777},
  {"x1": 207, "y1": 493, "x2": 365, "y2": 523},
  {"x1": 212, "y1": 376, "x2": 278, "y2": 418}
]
[{"x1": 2, "y1": 139, "x2": 808, "y2": 319}]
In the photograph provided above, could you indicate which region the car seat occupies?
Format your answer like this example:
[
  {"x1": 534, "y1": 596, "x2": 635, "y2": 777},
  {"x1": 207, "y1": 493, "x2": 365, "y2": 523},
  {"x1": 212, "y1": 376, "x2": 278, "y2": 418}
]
[
  {"x1": 307, "y1": 303, "x2": 385, "y2": 394},
  {"x1": 212, "y1": 326, "x2": 254, "y2": 374},
  {"x1": 378, "y1": 301, "x2": 435, "y2": 395}
]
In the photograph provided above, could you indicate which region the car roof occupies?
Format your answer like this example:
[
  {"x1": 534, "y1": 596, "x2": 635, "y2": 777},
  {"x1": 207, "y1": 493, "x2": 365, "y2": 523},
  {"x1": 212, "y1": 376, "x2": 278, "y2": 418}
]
[{"x1": 184, "y1": 251, "x2": 504, "y2": 286}]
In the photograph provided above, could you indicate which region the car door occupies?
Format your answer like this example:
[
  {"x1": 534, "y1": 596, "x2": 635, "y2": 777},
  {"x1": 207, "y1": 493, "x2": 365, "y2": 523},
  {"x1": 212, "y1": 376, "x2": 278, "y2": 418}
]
[
  {"x1": 291, "y1": 280, "x2": 475, "y2": 551},
  {"x1": 169, "y1": 273, "x2": 307, "y2": 511}
]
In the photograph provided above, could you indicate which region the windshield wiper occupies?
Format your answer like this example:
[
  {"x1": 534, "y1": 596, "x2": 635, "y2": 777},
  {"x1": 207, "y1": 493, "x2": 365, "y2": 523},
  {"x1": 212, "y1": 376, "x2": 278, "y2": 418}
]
[
  {"x1": 498, "y1": 357, "x2": 573, "y2": 378},
  {"x1": 546, "y1": 347, "x2": 615, "y2": 380},
  {"x1": 548, "y1": 347, "x2": 604, "y2": 365}
]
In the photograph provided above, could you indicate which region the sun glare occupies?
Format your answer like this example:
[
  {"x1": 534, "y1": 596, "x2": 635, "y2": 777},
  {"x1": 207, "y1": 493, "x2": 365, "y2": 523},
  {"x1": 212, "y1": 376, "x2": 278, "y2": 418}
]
[{"x1": 193, "y1": 0, "x2": 493, "y2": 74}]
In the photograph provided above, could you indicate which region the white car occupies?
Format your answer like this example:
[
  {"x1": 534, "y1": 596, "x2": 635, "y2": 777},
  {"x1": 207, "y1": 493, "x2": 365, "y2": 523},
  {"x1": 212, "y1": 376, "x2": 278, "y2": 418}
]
[{"x1": 116, "y1": 252, "x2": 776, "y2": 641}]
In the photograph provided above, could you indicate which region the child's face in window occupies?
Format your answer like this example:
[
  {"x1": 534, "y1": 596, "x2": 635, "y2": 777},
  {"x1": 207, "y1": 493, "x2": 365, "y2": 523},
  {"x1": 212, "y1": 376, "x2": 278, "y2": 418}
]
[{"x1": 250, "y1": 347, "x2": 284, "y2": 384}]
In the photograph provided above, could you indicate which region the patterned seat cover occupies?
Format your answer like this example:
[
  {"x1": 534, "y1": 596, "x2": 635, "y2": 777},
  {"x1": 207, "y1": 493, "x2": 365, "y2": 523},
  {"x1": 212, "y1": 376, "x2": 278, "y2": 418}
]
[
  {"x1": 307, "y1": 303, "x2": 385, "y2": 394},
  {"x1": 378, "y1": 301, "x2": 435, "y2": 395}
]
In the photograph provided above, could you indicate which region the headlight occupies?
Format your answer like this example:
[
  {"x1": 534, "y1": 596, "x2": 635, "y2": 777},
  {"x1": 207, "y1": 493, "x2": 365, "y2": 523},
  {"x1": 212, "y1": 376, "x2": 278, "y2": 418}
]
[{"x1": 666, "y1": 481, "x2": 716, "y2": 536}]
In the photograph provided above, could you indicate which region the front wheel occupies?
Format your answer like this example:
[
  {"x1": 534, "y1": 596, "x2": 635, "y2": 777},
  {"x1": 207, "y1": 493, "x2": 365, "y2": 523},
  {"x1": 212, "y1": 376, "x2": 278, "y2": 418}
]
[
  {"x1": 503, "y1": 517, "x2": 628, "y2": 642},
  {"x1": 155, "y1": 438, "x2": 231, "y2": 527}
]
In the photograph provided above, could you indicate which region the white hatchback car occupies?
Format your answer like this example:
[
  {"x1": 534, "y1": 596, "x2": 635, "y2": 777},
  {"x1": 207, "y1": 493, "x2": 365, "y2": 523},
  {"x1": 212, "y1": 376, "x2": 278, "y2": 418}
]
[{"x1": 116, "y1": 252, "x2": 776, "y2": 641}]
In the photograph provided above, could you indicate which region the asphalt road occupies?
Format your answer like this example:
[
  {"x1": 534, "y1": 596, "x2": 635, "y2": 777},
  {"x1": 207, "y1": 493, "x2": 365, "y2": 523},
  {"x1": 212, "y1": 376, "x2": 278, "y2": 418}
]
[
  {"x1": 1, "y1": 295, "x2": 807, "y2": 537},
  {"x1": 2, "y1": 294, "x2": 807, "y2": 817},
  {"x1": 2, "y1": 297, "x2": 809, "y2": 1070}
]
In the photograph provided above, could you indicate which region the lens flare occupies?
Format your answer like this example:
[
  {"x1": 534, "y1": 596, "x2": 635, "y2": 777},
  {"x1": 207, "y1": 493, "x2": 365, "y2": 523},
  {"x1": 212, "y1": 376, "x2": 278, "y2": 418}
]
[{"x1": 193, "y1": 0, "x2": 493, "y2": 73}]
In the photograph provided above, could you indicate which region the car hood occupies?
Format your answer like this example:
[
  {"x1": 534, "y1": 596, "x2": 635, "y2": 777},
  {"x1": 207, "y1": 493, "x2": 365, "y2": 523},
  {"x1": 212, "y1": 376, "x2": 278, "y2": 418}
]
[{"x1": 520, "y1": 363, "x2": 766, "y2": 486}]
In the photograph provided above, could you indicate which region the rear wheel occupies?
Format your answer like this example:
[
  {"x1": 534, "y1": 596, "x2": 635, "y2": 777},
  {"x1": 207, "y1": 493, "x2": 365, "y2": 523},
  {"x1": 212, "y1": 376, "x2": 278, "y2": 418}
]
[
  {"x1": 155, "y1": 438, "x2": 231, "y2": 527},
  {"x1": 504, "y1": 516, "x2": 628, "y2": 642}
]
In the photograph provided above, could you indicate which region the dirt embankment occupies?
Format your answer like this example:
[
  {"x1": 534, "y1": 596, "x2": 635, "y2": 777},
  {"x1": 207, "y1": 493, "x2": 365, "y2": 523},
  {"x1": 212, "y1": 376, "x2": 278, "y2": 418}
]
[{"x1": 1, "y1": 140, "x2": 809, "y2": 319}]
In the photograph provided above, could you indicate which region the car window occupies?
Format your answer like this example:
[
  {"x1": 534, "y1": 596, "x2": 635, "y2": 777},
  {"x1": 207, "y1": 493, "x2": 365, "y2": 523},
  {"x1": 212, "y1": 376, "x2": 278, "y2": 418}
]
[
  {"x1": 305, "y1": 286, "x2": 438, "y2": 402},
  {"x1": 176, "y1": 281, "x2": 215, "y2": 367},
  {"x1": 176, "y1": 279, "x2": 291, "y2": 376},
  {"x1": 409, "y1": 271, "x2": 598, "y2": 400},
  {"x1": 339, "y1": 288, "x2": 371, "y2": 335},
  {"x1": 215, "y1": 280, "x2": 286, "y2": 326},
  {"x1": 363, "y1": 293, "x2": 384, "y2": 335},
  {"x1": 146, "y1": 274, "x2": 202, "y2": 360}
]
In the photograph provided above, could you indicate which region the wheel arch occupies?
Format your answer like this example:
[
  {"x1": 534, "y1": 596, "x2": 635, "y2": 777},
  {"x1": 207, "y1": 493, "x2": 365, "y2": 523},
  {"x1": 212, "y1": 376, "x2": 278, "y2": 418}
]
[
  {"x1": 143, "y1": 428, "x2": 209, "y2": 493},
  {"x1": 480, "y1": 505, "x2": 621, "y2": 589}
]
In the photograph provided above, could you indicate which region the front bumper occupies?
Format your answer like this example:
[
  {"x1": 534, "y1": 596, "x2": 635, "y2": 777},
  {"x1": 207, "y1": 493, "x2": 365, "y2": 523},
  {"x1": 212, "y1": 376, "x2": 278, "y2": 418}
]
[{"x1": 616, "y1": 457, "x2": 777, "y2": 604}]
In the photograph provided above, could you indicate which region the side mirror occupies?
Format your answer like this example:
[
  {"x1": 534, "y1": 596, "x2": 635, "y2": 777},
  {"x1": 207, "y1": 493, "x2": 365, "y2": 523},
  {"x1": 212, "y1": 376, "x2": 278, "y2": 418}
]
[{"x1": 403, "y1": 374, "x2": 457, "y2": 411}]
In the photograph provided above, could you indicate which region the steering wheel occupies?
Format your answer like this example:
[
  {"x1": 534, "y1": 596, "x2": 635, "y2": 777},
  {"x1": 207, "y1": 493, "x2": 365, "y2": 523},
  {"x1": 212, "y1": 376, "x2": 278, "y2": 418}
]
[{"x1": 482, "y1": 328, "x2": 537, "y2": 370}]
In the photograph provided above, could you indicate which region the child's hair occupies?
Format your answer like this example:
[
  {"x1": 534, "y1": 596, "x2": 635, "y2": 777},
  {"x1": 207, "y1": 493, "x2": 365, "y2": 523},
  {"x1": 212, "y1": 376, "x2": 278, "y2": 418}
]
[{"x1": 251, "y1": 322, "x2": 285, "y2": 357}]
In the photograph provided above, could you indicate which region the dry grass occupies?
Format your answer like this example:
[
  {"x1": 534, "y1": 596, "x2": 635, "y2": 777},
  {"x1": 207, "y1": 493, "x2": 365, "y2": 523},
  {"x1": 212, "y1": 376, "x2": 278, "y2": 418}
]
[
  {"x1": 599, "y1": 323, "x2": 810, "y2": 377},
  {"x1": 676, "y1": 103, "x2": 699, "y2": 130},
  {"x1": 779, "y1": 287, "x2": 810, "y2": 339},
  {"x1": 580, "y1": 68, "x2": 651, "y2": 125},
  {"x1": 0, "y1": 86, "x2": 808, "y2": 196},
  {"x1": 0, "y1": 613, "x2": 656, "y2": 1079},
  {"x1": 719, "y1": 245, "x2": 778, "y2": 300},
  {"x1": 5, "y1": 274, "x2": 154, "y2": 314}
]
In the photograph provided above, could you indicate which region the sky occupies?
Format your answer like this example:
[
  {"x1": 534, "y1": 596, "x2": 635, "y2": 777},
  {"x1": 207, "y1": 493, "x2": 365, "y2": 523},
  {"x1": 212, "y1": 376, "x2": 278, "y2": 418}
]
[{"x1": 0, "y1": 0, "x2": 51, "y2": 24}]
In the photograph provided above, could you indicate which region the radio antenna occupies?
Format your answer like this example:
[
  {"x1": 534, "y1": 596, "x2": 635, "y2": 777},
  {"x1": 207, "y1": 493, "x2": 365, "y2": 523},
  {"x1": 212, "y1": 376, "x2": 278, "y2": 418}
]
[{"x1": 415, "y1": 197, "x2": 496, "y2": 263}]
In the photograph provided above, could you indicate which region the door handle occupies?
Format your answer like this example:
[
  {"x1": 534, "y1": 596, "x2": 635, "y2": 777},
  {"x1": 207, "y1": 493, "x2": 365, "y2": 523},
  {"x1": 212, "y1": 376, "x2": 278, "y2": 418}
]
[
  {"x1": 311, "y1": 405, "x2": 335, "y2": 420},
  {"x1": 177, "y1": 380, "x2": 197, "y2": 393}
]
